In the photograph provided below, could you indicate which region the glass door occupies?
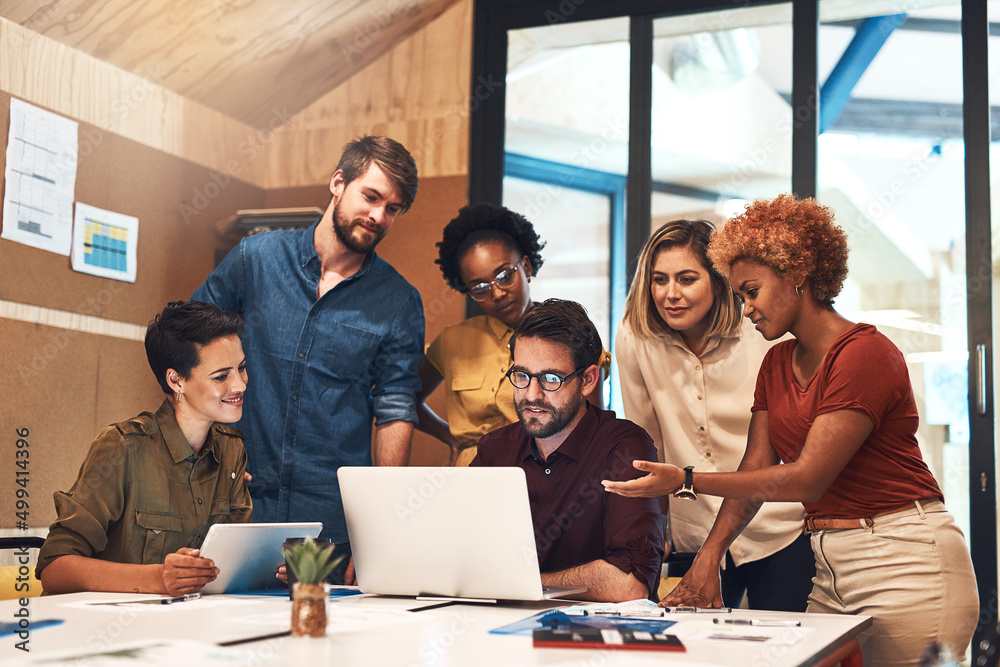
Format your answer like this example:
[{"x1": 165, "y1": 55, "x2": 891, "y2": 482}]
[
  {"x1": 502, "y1": 17, "x2": 630, "y2": 405},
  {"x1": 649, "y1": 10, "x2": 793, "y2": 235}
]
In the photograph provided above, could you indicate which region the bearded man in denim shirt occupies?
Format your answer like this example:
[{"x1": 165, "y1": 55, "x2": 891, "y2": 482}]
[{"x1": 193, "y1": 136, "x2": 422, "y2": 583}]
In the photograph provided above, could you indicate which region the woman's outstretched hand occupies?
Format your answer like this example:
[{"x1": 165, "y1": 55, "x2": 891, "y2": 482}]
[{"x1": 602, "y1": 460, "x2": 684, "y2": 498}]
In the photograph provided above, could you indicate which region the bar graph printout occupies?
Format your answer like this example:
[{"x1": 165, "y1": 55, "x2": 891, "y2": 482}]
[
  {"x1": 2, "y1": 98, "x2": 78, "y2": 255},
  {"x1": 72, "y1": 202, "x2": 139, "y2": 282}
]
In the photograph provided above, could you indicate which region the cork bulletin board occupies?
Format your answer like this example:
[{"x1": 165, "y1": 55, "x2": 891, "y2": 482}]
[{"x1": 0, "y1": 93, "x2": 267, "y2": 529}]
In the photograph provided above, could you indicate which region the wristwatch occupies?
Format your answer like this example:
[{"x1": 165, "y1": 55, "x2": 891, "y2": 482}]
[{"x1": 673, "y1": 466, "x2": 697, "y2": 501}]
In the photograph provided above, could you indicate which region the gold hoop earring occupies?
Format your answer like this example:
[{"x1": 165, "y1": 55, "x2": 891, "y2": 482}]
[{"x1": 795, "y1": 285, "x2": 801, "y2": 296}]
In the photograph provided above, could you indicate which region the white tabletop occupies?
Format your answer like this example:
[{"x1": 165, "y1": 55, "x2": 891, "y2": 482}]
[{"x1": 0, "y1": 592, "x2": 871, "y2": 666}]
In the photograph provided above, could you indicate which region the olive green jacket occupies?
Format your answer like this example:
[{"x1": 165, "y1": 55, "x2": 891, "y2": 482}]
[{"x1": 37, "y1": 400, "x2": 252, "y2": 578}]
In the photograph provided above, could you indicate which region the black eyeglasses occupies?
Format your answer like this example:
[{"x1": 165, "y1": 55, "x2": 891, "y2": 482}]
[
  {"x1": 506, "y1": 367, "x2": 586, "y2": 392},
  {"x1": 464, "y1": 264, "x2": 521, "y2": 301}
]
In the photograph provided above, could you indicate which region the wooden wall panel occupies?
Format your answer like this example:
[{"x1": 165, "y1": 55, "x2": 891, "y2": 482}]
[
  {"x1": 0, "y1": 17, "x2": 270, "y2": 187},
  {"x1": 0, "y1": 1, "x2": 473, "y2": 192},
  {"x1": 381, "y1": 174, "x2": 469, "y2": 465},
  {"x1": 0, "y1": 0, "x2": 461, "y2": 130},
  {"x1": 383, "y1": 174, "x2": 470, "y2": 465},
  {"x1": 268, "y1": 0, "x2": 473, "y2": 188}
]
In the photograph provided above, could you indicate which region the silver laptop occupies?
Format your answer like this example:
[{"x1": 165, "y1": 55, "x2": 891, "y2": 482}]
[
  {"x1": 338, "y1": 466, "x2": 586, "y2": 601},
  {"x1": 198, "y1": 521, "x2": 322, "y2": 594}
]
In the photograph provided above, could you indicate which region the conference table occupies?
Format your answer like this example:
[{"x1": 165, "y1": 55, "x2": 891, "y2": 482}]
[{"x1": 0, "y1": 590, "x2": 871, "y2": 666}]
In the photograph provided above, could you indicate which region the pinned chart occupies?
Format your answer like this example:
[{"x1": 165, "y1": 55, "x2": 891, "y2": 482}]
[
  {"x1": 71, "y1": 203, "x2": 139, "y2": 282},
  {"x1": 82, "y1": 219, "x2": 128, "y2": 272},
  {"x1": 2, "y1": 98, "x2": 79, "y2": 255}
]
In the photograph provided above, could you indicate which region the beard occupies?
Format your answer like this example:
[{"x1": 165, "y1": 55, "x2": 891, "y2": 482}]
[
  {"x1": 515, "y1": 393, "x2": 585, "y2": 440},
  {"x1": 332, "y1": 201, "x2": 386, "y2": 254}
]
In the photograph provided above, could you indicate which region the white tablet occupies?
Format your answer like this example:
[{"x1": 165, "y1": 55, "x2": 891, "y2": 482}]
[{"x1": 198, "y1": 522, "x2": 323, "y2": 594}]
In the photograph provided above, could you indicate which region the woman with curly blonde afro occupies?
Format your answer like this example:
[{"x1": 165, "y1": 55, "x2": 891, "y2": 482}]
[
  {"x1": 605, "y1": 194, "x2": 978, "y2": 666},
  {"x1": 706, "y1": 194, "x2": 848, "y2": 304}
]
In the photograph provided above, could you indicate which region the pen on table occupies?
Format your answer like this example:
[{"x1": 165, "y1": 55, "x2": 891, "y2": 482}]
[
  {"x1": 714, "y1": 618, "x2": 801, "y2": 627},
  {"x1": 161, "y1": 593, "x2": 202, "y2": 605},
  {"x1": 667, "y1": 606, "x2": 732, "y2": 613},
  {"x1": 218, "y1": 630, "x2": 291, "y2": 646},
  {"x1": 590, "y1": 609, "x2": 666, "y2": 618}
]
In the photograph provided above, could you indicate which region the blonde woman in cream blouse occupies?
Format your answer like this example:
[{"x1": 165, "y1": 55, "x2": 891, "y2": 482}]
[{"x1": 615, "y1": 219, "x2": 813, "y2": 611}]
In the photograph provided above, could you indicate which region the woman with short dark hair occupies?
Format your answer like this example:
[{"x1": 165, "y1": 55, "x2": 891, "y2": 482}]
[{"x1": 38, "y1": 300, "x2": 252, "y2": 596}]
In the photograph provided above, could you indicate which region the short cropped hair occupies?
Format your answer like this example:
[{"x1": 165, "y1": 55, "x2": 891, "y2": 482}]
[
  {"x1": 436, "y1": 203, "x2": 546, "y2": 291},
  {"x1": 623, "y1": 219, "x2": 742, "y2": 340},
  {"x1": 335, "y1": 136, "x2": 419, "y2": 213},
  {"x1": 707, "y1": 194, "x2": 849, "y2": 304},
  {"x1": 145, "y1": 301, "x2": 245, "y2": 395},
  {"x1": 510, "y1": 299, "x2": 603, "y2": 371}
]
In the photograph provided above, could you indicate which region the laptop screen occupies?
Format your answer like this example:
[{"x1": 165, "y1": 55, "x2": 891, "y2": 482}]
[{"x1": 338, "y1": 466, "x2": 550, "y2": 601}]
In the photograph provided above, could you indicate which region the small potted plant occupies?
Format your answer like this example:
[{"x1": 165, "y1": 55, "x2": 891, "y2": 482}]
[{"x1": 283, "y1": 537, "x2": 342, "y2": 637}]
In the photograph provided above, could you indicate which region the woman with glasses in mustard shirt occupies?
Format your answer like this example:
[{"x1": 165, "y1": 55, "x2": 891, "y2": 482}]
[{"x1": 416, "y1": 203, "x2": 546, "y2": 465}]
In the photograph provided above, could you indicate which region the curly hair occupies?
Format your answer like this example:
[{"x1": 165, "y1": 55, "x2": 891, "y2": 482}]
[
  {"x1": 436, "y1": 203, "x2": 546, "y2": 291},
  {"x1": 707, "y1": 194, "x2": 849, "y2": 304}
]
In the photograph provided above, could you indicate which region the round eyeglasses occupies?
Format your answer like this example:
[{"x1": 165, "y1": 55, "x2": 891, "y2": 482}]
[
  {"x1": 464, "y1": 264, "x2": 521, "y2": 302},
  {"x1": 506, "y1": 367, "x2": 586, "y2": 392}
]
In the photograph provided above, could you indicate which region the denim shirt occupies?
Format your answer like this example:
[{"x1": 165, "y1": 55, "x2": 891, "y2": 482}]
[{"x1": 193, "y1": 220, "x2": 424, "y2": 542}]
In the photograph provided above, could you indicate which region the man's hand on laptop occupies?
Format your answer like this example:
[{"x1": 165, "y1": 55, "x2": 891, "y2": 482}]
[{"x1": 161, "y1": 547, "x2": 218, "y2": 596}]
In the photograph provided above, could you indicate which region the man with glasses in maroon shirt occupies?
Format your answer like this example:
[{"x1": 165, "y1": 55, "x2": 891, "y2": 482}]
[{"x1": 471, "y1": 299, "x2": 666, "y2": 602}]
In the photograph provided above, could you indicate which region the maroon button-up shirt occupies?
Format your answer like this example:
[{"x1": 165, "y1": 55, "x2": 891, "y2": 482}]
[{"x1": 472, "y1": 404, "x2": 666, "y2": 598}]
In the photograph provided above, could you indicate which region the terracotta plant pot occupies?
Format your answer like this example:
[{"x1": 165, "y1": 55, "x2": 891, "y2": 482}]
[{"x1": 291, "y1": 582, "x2": 329, "y2": 637}]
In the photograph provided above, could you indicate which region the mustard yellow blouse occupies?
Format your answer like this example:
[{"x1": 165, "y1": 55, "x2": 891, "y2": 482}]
[{"x1": 425, "y1": 315, "x2": 519, "y2": 460}]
